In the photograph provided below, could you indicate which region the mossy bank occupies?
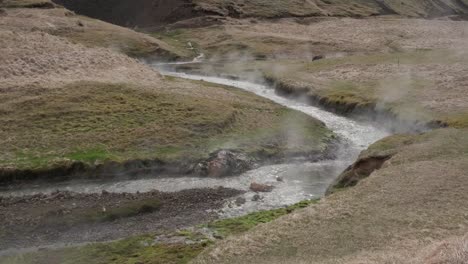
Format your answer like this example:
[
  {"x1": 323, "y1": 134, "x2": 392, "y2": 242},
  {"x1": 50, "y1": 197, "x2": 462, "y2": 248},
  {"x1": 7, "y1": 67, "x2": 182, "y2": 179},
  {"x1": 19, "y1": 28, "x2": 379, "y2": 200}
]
[{"x1": 0, "y1": 78, "x2": 335, "y2": 185}]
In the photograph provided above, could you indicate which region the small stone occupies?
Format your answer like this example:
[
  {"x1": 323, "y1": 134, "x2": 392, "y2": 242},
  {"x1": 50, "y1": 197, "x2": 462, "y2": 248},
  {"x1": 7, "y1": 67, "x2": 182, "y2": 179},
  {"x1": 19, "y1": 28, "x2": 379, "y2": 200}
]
[
  {"x1": 235, "y1": 197, "x2": 246, "y2": 206},
  {"x1": 312, "y1": 55, "x2": 324, "y2": 61},
  {"x1": 276, "y1": 176, "x2": 284, "y2": 182},
  {"x1": 251, "y1": 194, "x2": 262, "y2": 202}
]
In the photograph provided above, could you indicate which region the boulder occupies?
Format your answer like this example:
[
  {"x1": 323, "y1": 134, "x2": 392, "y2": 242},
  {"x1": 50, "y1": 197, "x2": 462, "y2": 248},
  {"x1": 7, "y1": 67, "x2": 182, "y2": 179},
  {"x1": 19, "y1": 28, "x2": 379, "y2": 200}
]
[
  {"x1": 196, "y1": 150, "x2": 253, "y2": 177},
  {"x1": 250, "y1": 182, "x2": 274, "y2": 193}
]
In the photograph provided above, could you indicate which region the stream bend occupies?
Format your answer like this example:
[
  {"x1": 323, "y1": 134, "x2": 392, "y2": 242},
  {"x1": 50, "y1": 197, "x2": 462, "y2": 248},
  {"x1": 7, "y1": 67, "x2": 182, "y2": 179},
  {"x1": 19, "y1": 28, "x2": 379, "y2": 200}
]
[{"x1": 0, "y1": 72, "x2": 390, "y2": 218}]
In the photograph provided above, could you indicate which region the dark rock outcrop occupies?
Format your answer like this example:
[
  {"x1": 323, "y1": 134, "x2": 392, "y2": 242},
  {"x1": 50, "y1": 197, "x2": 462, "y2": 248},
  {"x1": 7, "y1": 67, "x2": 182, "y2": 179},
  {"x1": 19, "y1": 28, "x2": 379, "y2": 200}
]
[
  {"x1": 195, "y1": 150, "x2": 254, "y2": 178},
  {"x1": 326, "y1": 154, "x2": 392, "y2": 195},
  {"x1": 51, "y1": 0, "x2": 468, "y2": 29}
]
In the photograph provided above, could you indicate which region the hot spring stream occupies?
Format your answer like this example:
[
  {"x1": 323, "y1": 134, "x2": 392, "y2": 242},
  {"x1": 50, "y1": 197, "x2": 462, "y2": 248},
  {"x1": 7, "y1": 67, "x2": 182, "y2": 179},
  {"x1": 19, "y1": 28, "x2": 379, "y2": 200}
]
[{"x1": 0, "y1": 72, "x2": 389, "y2": 218}]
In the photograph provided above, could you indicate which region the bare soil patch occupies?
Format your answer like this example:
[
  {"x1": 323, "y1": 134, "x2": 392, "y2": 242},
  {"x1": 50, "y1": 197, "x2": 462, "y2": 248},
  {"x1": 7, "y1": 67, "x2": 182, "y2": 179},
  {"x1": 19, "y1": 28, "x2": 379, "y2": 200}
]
[{"x1": 0, "y1": 187, "x2": 242, "y2": 250}]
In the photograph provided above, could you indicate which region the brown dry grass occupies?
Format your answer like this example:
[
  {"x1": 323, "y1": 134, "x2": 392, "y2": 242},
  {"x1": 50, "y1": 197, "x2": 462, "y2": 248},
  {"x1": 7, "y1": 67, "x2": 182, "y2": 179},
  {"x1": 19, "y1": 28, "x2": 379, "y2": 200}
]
[
  {"x1": 0, "y1": 23, "x2": 332, "y2": 172},
  {"x1": 192, "y1": 0, "x2": 468, "y2": 19},
  {"x1": 166, "y1": 17, "x2": 468, "y2": 59},
  {"x1": 0, "y1": 6, "x2": 189, "y2": 58},
  {"x1": 417, "y1": 234, "x2": 468, "y2": 264},
  {"x1": 193, "y1": 128, "x2": 468, "y2": 263},
  {"x1": 165, "y1": 17, "x2": 468, "y2": 127}
]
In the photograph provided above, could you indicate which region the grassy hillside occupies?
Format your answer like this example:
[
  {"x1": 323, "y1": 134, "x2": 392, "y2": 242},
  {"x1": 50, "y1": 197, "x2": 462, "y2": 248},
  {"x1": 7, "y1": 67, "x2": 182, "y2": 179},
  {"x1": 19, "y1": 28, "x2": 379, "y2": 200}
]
[{"x1": 0, "y1": 79, "x2": 333, "y2": 176}]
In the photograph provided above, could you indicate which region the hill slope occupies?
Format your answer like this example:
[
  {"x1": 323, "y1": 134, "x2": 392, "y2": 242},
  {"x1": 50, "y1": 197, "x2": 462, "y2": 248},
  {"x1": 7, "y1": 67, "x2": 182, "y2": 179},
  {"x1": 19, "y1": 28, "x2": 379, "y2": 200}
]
[
  {"x1": 194, "y1": 128, "x2": 468, "y2": 263},
  {"x1": 52, "y1": 0, "x2": 468, "y2": 28}
]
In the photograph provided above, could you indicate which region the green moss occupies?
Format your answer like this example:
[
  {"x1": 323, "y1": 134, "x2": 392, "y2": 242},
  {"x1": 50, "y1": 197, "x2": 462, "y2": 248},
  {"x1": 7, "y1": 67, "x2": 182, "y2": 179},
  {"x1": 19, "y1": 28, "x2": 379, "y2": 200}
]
[
  {"x1": 66, "y1": 148, "x2": 116, "y2": 163},
  {"x1": 321, "y1": 80, "x2": 375, "y2": 106},
  {"x1": 0, "y1": 234, "x2": 210, "y2": 264},
  {"x1": 208, "y1": 200, "x2": 318, "y2": 237}
]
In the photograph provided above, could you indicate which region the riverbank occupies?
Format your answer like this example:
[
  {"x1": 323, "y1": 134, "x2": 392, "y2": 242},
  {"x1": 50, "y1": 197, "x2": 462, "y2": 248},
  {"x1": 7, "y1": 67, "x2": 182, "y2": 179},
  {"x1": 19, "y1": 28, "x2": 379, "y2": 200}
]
[
  {"x1": 193, "y1": 127, "x2": 468, "y2": 264},
  {"x1": 0, "y1": 187, "x2": 242, "y2": 251},
  {"x1": 0, "y1": 200, "x2": 318, "y2": 264}
]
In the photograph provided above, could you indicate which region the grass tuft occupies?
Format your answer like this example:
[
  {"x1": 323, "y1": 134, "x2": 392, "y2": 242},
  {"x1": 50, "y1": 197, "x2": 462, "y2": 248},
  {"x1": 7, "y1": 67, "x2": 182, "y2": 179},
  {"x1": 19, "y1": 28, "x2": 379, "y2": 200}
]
[{"x1": 207, "y1": 200, "x2": 318, "y2": 237}]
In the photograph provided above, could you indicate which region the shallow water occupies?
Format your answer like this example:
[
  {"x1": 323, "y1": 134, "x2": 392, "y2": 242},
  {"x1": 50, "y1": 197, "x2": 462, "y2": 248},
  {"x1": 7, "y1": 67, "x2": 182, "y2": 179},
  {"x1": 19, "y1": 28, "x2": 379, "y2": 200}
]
[{"x1": 0, "y1": 72, "x2": 389, "y2": 218}]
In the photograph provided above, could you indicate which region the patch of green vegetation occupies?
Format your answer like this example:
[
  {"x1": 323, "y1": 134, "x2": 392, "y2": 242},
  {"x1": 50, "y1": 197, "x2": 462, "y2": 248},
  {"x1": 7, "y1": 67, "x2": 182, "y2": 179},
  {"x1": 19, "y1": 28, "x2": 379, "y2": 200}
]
[
  {"x1": 66, "y1": 148, "x2": 116, "y2": 163},
  {"x1": 321, "y1": 80, "x2": 376, "y2": 107},
  {"x1": 0, "y1": 234, "x2": 210, "y2": 264},
  {"x1": 207, "y1": 199, "x2": 318, "y2": 237}
]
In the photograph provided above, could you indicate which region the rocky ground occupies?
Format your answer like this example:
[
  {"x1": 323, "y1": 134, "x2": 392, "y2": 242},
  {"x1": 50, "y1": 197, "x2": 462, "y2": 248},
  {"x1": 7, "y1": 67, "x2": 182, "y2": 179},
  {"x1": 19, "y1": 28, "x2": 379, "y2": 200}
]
[{"x1": 0, "y1": 188, "x2": 243, "y2": 251}]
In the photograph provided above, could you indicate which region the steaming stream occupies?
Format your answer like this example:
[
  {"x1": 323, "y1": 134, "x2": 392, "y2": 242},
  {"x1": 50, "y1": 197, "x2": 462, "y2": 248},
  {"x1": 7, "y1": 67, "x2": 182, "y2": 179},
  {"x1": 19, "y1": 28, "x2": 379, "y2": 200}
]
[{"x1": 0, "y1": 71, "x2": 389, "y2": 218}]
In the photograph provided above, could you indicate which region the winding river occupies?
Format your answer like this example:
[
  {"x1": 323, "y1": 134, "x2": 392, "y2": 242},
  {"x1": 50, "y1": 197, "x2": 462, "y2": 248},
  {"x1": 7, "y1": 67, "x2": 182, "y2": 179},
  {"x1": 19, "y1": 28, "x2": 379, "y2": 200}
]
[{"x1": 0, "y1": 70, "x2": 389, "y2": 218}]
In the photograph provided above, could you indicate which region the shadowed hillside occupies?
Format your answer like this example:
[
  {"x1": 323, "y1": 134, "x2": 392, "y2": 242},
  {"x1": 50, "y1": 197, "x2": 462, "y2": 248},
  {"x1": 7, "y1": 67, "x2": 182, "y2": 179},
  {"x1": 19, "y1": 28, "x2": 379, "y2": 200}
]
[{"x1": 52, "y1": 0, "x2": 468, "y2": 28}]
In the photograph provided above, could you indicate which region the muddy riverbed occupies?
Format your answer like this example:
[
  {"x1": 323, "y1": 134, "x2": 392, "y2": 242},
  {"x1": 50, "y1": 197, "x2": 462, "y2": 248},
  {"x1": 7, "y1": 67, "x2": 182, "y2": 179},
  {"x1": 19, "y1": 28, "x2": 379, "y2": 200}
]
[{"x1": 0, "y1": 188, "x2": 242, "y2": 254}]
